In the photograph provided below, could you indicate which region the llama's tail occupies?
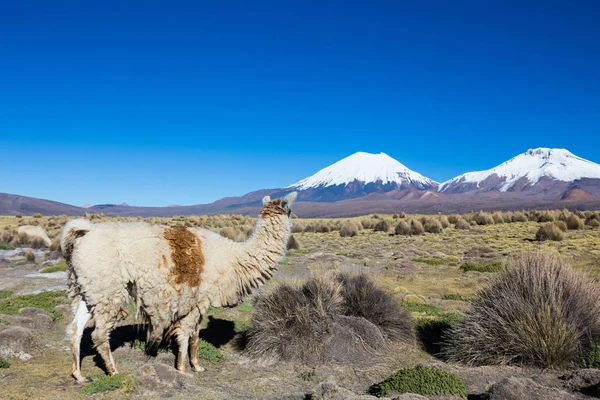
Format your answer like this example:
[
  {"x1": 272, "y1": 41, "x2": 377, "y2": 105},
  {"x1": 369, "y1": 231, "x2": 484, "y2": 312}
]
[
  {"x1": 60, "y1": 219, "x2": 93, "y2": 259},
  {"x1": 60, "y1": 219, "x2": 93, "y2": 304}
]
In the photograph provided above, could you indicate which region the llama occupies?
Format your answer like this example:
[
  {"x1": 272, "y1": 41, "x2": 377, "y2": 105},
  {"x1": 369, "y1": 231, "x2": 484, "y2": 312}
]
[{"x1": 62, "y1": 192, "x2": 297, "y2": 382}]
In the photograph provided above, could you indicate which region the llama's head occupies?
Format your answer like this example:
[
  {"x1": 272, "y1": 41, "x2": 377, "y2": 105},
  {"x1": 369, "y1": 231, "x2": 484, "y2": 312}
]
[{"x1": 260, "y1": 192, "x2": 297, "y2": 221}]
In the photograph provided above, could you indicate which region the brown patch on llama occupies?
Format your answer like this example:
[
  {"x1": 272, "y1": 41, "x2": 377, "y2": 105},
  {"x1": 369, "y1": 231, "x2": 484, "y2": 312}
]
[
  {"x1": 260, "y1": 199, "x2": 287, "y2": 218},
  {"x1": 163, "y1": 226, "x2": 205, "y2": 287}
]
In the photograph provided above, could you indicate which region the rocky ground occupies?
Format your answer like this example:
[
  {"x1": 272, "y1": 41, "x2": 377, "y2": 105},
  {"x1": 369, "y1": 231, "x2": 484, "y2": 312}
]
[{"x1": 1, "y1": 218, "x2": 600, "y2": 399}]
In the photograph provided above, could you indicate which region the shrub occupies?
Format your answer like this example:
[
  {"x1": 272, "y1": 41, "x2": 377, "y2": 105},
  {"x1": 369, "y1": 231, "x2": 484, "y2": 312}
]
[
  {"x1": 512, "y1": 212, "x2": 528, "y2": 222},
  {"x1": 590, "y1": 219, "x2": 600, "y2": 228},
  {"x1": 567, "y1": 214, "x2": 584, "y2": 230},
  {"x1": 409, "y1": 219, "x2": 424, "y2": 235},
  {"x1": 424, "y1": 218, "x2": 443, "y2": 234},
  {"x1": 0, "y1": 356, "x2": 9, "y2": 368},
  {"x1": 219, "y1": 226, "x2": 247, "y2": 242},
  {"x1": 287, "y1": 235, "x2": 301, "y2": 250},
  {"x1": 49, "y1": 238, "x2": 61, "y2": 251},
  {"x1": 340, "y1": 221, "x2": 360, "y2": 237},
  {"x1": 398, "y1": 212, "x2": 406, "y2": 218},
  {"x1": 438, "y1": 215, "x2": 450, "y2": 228},
  {"x1": 454, "y1": 218, "x2": 470, "y2": 230},
  {"x1": 447, "y1": 214, "x2": 460, "y2": 224},
  {"x1": 368, "y1": 366, "x2": 467, "y2": 398},
  {"x1": 395, "y1": 221, "x2": 411, "y2": 235},
  {"x1": 25, "y1": 250, "x2": 36, "y2": 262},
  {"x1": 537, "y1": 211, "x2": 555, "y2": 222},
  {"x1": 443, "y1": 252, "x2": 600, "y2": 368},
  {"x1": 15, "y1": 213, "x2": 22, "y2": 218},
  {"x1": 336, "y1": 273, "x2": 414, "y2": 341},
  {"x1": 316, "y1": 222, "x2": 331, "y2": 233},
  {"x1": 553, "y1": 220, "x2": 568, "y2": 232},
  {"x1": 536, "y1": 224, "x2": 564, "y2": 241},
  {"x1": 474, "y1": 212, "x2": 494, "y2": 225},
  {"x1": 245, "y1": 274, "x2": 399, "y2": 363},
  {"x1": 33, "y1": 213, "x2": 42, "y2": 218},
  {"x1": 392, "y1": 214, "x2": 399, "y2": 219},
  {"x1": 491, "y1": 212, "x2": 504, "y2": 224},
  {"x1": 373, "y1": 220, "x2": 390, "y2": 233}
]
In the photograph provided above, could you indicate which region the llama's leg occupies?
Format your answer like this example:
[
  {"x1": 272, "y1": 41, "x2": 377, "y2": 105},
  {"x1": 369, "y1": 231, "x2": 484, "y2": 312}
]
[
  {"x1": 189, "y1": 317, "x2": 205, "y2": 372},
  {"x1": 91, "y1": 308, "x2": 120, "y2": 375},
  {"x1": 67, "y1": 299, "x2": 92, "y2": 383},
  {"x1": 173, "y1": 324, "x2": 190, "y2": 373}
]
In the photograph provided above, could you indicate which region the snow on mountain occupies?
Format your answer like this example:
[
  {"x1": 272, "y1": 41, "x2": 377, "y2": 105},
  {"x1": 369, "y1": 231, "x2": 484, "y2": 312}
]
[
  {"x1": 439, "y1": 148, "x2": 600, "y2": 193},
  {"x1": 289, "y1": 152, "x2": 437, "y2": 190}
]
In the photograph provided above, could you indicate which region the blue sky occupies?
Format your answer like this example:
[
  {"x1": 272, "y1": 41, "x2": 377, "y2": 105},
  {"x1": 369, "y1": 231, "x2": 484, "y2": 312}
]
[{"x1": 1, "y1": 1, "x2": 599, "y2": 206}]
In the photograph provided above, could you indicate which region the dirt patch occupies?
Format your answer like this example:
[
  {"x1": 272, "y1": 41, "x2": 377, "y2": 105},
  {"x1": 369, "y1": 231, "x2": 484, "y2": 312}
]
[
  {"x1": 260, "y1": 199, "x2": 287, "y2": 218},
  {"x1": 163, "y1": 226, "x2": 205, "y2": 287}
]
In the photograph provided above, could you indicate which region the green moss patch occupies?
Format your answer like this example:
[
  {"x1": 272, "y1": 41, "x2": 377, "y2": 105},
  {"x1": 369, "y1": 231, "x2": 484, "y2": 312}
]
[
  {"x1": 0, "y1": 290, "x2": 66, "y2": 321},
  {"x1": 461, "y1": 260, "x2": 503, "y2": 273},
  {"x1": 198, "y1": 339, "x2": 225, "y2": 364},
  {"x1": 80, "y1": 374, "x2": 134, "y2": 395},
  {"x1": 40, "y1": 261, "x2": 67, "y2": 273},
  {"x1": 0, "y1": 356, "x2": 10, "y2": 368},
  {"x1": 368, "y1": 366, "x2": 467, "y2": 398}
]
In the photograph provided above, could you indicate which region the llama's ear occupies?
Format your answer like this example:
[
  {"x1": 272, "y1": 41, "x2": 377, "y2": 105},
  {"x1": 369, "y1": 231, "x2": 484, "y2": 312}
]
[
  {"x1": 283, "y1": 191, "x2": 297, "y2": 206},
  {"x1": 262, "y1": 196, "x2": 271, "y2": 206}
]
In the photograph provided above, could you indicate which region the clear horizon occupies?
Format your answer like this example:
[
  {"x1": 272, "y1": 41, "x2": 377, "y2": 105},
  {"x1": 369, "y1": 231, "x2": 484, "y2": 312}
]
[{"x1": 2, "y1": 2, "x2": 599, "y2": 206}]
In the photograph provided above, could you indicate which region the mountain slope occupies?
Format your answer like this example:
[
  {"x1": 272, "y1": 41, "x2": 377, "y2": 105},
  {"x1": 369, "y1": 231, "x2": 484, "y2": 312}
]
[
  {"x1": 439, "y1": 148, "x2": 600, "y2": 196},
  {"x1": 288, "y1": 152, "x2": 437, "y2": 201},
  {"x1": 0, "y1": 192, "x2": 86, "y2": 216}
]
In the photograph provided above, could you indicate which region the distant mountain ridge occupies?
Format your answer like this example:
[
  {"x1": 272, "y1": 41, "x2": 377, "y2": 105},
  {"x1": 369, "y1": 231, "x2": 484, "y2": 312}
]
[{"x1": 2, "y1": 148, "x2": 600, "y2": 217}]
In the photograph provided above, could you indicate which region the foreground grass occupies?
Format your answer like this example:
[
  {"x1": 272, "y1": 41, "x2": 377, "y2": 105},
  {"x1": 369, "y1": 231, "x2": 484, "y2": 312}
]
[
  {"x1": 0, "y1": 290, "x2": 66, "y2": 321},
  {"x1": 460, "y1": 260, "x2": 503, "y2": 273}
]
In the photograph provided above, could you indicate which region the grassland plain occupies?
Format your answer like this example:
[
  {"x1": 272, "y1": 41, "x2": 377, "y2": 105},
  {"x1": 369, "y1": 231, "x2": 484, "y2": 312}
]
[{"x1": 0, "y1": 211, "x2": 600, "y2": 399}]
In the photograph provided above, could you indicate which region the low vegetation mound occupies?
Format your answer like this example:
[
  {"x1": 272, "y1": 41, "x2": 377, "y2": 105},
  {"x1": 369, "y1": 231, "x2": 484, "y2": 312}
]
[
  {"x1": 567, "y1": 214, "x2": 584, "y2": 230},
  {"x1": 424, "y1": 218, "x2": 443, "y2": 234},
  {"x1": 340, "y1": 221, "x2": 360, "y2": 237},
  {"x1": 245, "y1": 273, "x2": 412, "y2": 364},
  {"x1": 443, "y1": 252, "x2": 600, "y2": 368},
  {"x1": 536, "y1": 223, "x2": 564, "y2": 241},
  {"x1": 368, "y1": 366, "x2": 467, "y2": 398},
  {"x1": 394, "y1": 220, "x2": 410, "y2": 235},
  {"x1": 373, "y1": 220, "x2": 390, "y2": 233}
]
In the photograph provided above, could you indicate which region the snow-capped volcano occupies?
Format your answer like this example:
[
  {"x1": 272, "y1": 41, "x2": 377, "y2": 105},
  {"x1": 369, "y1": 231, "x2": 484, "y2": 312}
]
[
  {"x1": 439, "y1": 148, "x2": 600, "y2": 194},
  {"x1": 286, "y1": 152, "x2": 437, "y2": 202},
  {"x1": 290, "y1": 152, "x2": 437, "y2": 190}
]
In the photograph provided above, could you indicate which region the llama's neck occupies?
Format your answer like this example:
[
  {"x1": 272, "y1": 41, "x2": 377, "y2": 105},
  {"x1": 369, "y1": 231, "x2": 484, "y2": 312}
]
[{"x1": 223, "y1": 216, "x2": 290, "y2": 305}]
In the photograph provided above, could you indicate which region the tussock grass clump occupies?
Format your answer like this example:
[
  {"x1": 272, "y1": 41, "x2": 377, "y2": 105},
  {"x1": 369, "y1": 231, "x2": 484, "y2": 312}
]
[
  {"x1": 395, "y1": 221, "x2": 411, "y2": 235},
  {"x1": 25, "y1": 250, "x2": 36, "y2": 262},
  {"x1": 512, "y1": 211, "x2": 528, "y2": 222},
  {"x1": 340, "y1": 221, "x2": 360, "y2": 237},
  {"x1": 368, "y1": 366, "x2": 467, "y2": 398},
  {"x1": 553, "y1": 220, "x2": 568, "y2": 232},
  {"x1": 443, "y1": 252, "x2": 600, "y2": 368},
  {"x1": 454, "y1": 218, "x2": 470, "y2": 230},
  {"x1": 336, "y1": 273, "x2": 414, "y2": 342},
  {"x1": 491, "y1": 212, "x2": 504, "y2": 224},
  {"x1": 438, "y1": 215, "x2": 450, "y2": 228},
  {"x1": 536, "y1": 223, "x2": 564, "y2": 241},
  {"x1": 590, "y1": 219, "x2": 600, "y2": 228},
  {"x1": 567, "y1": 214, "x2": 584, "y2": 230},
  {"x1": 287, "y1": 235, "x2": 301, "y2": 250},
  {"x1": 373, "y1": 220, "x2": 390, "y2": 233},
  {"x1": 537, "y1": 211, "x2": 556, "y2": 222},
  {"x1": 424, "y1": 218, "x2": 443, "y2": 234},
  {"x1": 245, "y1": 273, "x2": 411, "y2": 363},
  {"x1": 409, "y1": 219, "x2": 424, "y2": 235},
  {"x1": 474, "y1": 212, "x2": 494, "y2": 225},
  {"x1": 447, "y1": 214, "x2": 460, "y2": 224}
]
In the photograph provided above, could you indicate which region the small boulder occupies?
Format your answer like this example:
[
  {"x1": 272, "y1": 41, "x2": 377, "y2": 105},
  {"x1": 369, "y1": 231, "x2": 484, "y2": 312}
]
[{"x1": 0, "y1": 326, "x2": 37, "y2": 358}]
